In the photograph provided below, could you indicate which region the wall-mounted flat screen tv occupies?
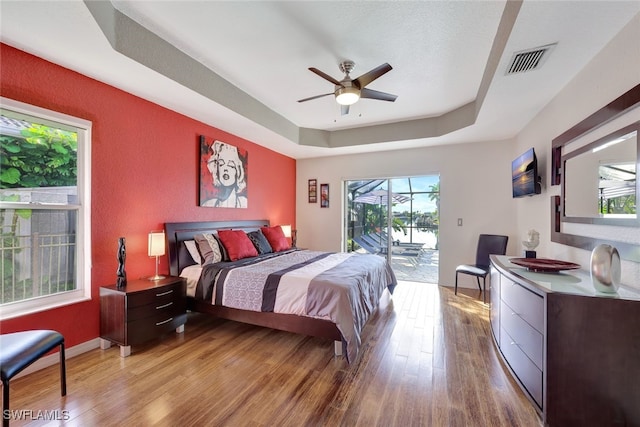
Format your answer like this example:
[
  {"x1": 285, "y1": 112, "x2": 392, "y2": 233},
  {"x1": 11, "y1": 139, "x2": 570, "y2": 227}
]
[{"x1": 512, "y1": 147, "x2": 541, "y2": 198}]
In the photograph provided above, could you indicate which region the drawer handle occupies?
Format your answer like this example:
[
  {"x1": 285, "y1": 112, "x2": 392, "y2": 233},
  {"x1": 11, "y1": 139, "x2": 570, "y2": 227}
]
[
  {"x1": 156, "y1": 317, "x2": 173, "y2": 326},
  {"x1": 156, "y1": 290, "x2": 174, "y2": 297},
  {"x1": 156, "y1": 302, "x2": 173, "y2": 310}
]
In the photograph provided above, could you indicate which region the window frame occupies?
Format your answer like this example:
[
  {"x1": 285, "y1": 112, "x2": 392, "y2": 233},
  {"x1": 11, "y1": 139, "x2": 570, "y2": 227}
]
[{"x1": 0, "y1": 97, "x2": 92, "y2": 320}]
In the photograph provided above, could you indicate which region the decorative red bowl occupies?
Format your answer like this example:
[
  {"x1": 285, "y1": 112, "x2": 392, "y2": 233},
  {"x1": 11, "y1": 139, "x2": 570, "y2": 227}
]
[{"x1": 510, "y1": 258, "x2": 581, "y2": 272}]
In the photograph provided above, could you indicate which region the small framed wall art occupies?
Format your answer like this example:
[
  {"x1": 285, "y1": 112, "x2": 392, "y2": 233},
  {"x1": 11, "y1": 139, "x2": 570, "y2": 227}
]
[
  {"x1": 308, "y1": 179, "x2": 317, "y2": 203},
  {"x1": 320, "y1": 183, "x2": 329, "y2": 208}
]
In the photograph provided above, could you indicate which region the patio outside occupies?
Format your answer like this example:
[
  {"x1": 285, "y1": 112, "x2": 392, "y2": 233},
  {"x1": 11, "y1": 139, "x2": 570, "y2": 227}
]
[{"x1": 345, "y1": 176, "x2": 439, "y2": 284}]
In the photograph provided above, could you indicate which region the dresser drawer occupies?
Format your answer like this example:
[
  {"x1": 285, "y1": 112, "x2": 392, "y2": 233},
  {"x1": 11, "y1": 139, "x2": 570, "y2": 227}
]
[
  {"x1": 501, "y1": 326, "x2": 543, "y2": 409},
  {"x1": 490, "y1": 267, "x2": 501, "y2": 345},
  {"x1": 501, "y1": 300, "x2": 543, "y2": 370},
  {"x1": 501, "y1": 277, "x2": 544, "y2": 333},
  {"x1": 127, "y1": 282, "x2": 182, "y2": 308}
]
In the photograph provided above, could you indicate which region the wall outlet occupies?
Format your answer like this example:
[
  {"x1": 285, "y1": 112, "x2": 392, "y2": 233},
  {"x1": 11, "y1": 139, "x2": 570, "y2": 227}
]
[{"x1": 457, "y1": 218, "x2": 463, "y2": 226}]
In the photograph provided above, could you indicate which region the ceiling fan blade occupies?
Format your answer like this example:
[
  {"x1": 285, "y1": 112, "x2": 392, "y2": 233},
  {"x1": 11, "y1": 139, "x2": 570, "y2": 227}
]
[
  {"x1": 309, "y1": 67, "x2": 344, "y2": 87},
  {"x1": 297, "y1": 93, "x2": 333, "y2": 103},
  {"x1": 353, "y1": 63, "x2": 392, "y2": 88},
  {"x1": 360, "y1": 88, "x2": 397, "y2": 102},
  {"x1": 341, "y1": 104, "x2": 350, "y2": 116}
]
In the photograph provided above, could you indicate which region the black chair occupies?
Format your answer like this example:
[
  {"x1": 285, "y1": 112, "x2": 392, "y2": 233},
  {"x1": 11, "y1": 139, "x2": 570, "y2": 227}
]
[
  {"x1": 0, "y1": 330, "x2": 66, "y2": 427},
  {"x1": 455, "y1": 234, "x2": 509, "y2": 303}
]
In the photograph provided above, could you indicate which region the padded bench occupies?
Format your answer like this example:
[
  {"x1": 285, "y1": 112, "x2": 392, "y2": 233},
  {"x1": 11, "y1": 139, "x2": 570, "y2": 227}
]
[{"x1": 0, "y1": 330, "x2": 66, "y2": 427}]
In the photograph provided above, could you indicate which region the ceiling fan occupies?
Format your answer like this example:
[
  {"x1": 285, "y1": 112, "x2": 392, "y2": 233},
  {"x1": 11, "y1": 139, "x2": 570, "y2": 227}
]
[{"x1": 298, "y1": 60, "x2": 397, "y2": 115}]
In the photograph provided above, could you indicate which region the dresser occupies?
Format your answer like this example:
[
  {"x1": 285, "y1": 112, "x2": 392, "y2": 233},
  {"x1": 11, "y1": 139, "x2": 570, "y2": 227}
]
[
  {"x1": 100, "y1": 276, "x2": 187, "y2": 357},
  {"x1": 490, "y1": 255, "x2": 640, "y2": 427}
]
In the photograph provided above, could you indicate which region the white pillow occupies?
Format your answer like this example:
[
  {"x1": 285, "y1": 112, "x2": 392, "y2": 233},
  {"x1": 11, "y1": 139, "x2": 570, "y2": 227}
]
[{"x1": 184, "y1": 240, "x2": 202, "y2": 265}]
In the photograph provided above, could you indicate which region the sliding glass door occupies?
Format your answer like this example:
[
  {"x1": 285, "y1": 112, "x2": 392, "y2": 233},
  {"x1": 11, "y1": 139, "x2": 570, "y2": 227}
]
[{"x1": 344, "y1": 175, "x2": 439, "y2": 283}]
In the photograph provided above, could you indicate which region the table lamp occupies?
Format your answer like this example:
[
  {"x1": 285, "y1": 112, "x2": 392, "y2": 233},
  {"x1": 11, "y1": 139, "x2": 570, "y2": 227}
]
[{"x1": 148, "y1": 231, "x2": 165, "y2": 280}]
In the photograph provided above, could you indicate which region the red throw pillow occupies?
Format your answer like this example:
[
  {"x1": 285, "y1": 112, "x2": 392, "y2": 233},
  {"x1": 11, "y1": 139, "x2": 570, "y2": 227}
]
[
  {"x1": 260, "y1": 226, "x2": 290, "y2": 252},
  {"x1": 217, "y1": 230, "x2": 258, "y2": 261}
]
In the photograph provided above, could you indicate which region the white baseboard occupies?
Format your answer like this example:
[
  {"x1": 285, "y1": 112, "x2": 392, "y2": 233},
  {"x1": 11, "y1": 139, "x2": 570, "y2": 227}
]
[{"x1": 14, "y1": 338, "x2": 101, "y2": 379}]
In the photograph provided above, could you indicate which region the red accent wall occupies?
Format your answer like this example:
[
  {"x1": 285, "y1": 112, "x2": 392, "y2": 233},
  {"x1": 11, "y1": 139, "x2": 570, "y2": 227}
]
[{"x1": 0, "y1": 44, "x2": 296, "y2": 347}]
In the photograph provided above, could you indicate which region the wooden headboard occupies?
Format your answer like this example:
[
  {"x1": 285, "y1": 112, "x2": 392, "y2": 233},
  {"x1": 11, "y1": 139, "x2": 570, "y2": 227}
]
[{"x1": 165, "y1": 220, "x2": 269, "y2": 276}]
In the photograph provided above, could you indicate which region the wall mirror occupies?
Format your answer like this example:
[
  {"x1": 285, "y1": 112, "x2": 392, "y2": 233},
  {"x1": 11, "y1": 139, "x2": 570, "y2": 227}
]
[
  {"x1": 551, "y1": 84, "x2": 640, "y2": 261},
  {"x1": 563, "y1": 122, "x2": 639, "y2": 225}
]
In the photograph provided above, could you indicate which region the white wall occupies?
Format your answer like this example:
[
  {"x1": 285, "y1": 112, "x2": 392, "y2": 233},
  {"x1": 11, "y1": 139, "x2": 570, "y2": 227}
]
[
  {"x1": 296, "y1": 139, "x2": 518, "y2": 288},
  {"x1": 515, "y1": 12, "x2": 640, "y2": 290}
]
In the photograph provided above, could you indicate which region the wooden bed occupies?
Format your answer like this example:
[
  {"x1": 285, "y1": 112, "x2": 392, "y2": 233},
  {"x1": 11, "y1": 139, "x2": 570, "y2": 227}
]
[{"x1": 165, "y1": 220, "x2": 344, "y2": 353}]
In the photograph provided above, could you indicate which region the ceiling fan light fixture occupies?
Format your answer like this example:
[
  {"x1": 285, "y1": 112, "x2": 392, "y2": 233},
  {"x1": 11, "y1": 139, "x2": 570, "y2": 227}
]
[
  {"x1": 299, "y1": 61, "x2": 395, "y2": 111},
  {"x1": 335, "y1": 87, "x2": 360, "y2": 105}
]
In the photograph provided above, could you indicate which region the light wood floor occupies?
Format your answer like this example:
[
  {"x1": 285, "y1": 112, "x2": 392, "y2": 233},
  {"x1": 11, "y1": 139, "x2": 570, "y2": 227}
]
[{"x1": 7, "y1": 283, "x2": 541, "y2": 426}]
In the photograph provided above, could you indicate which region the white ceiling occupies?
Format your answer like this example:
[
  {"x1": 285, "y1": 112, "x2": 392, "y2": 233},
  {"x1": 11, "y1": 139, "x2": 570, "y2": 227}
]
[{"x1": 1, "y1": 1, "x2": 639, "y2": 159}]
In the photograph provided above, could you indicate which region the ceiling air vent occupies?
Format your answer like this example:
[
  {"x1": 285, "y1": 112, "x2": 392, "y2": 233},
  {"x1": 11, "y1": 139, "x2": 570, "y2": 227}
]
[{"x1": 506, "y1": 43, "x2": 557, "y2": 75}]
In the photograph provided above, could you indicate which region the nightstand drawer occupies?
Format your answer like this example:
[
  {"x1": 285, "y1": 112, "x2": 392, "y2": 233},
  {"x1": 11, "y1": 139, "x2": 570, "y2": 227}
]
[
  {"x1": 128, "y1": 312, "x2": 187, "y2": 345},
  {"x1": 127, "y1": 282, "x2": 182, "y2": 308},
  {"x1": 127, "y1": 298, "x2": 183, "y2": 322}
]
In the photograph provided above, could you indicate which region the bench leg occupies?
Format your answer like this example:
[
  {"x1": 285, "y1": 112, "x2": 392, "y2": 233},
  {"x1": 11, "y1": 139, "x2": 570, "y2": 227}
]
[
  {"x1": 59, "y1": 342, "x2": 67, "y2": 397},
  {"x1": 2, "y1": 379, "x2": 9, "y2": 427}
]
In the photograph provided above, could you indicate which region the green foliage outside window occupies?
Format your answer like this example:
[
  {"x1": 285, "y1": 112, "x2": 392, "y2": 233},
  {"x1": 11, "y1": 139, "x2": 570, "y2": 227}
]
[
  {"x1": 0, "y1": 123, "x2": 77, "y2": 188},
  {"x1": 1, "y1": 122, "x2": 77, "y2": 303}
]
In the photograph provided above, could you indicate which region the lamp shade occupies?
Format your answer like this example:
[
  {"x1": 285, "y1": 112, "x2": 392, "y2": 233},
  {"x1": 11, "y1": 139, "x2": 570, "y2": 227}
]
[
  {"x1": 148, "y1": 231, "x2": 165, "y2": 257},
  {"x1": 280, "y1": 224, "x2": 292, "y2": 238}
]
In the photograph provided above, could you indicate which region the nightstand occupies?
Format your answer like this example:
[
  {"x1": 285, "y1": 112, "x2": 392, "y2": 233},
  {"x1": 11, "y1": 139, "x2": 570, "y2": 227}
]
[{"x1": 99, "y1": 276, "x2": 187, "y2": 357}]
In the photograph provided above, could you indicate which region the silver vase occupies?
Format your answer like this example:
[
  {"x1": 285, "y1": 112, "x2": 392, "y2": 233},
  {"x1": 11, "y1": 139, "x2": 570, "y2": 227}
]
[{"x1": 590, "y1": 244, "x2": 620, "y2": 293}]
